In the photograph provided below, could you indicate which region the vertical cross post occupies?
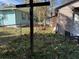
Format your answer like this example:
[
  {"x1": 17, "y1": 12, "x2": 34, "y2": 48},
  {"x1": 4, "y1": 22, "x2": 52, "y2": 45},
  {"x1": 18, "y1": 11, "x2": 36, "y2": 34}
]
[{"x1": 30, "y1": 0, "x2": 34, "y2": 58}]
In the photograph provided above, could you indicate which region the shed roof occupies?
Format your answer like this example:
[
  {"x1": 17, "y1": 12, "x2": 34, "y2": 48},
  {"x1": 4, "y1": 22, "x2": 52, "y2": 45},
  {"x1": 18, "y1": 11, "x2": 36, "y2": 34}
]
[
  {"x1": 0, "y1": 7, "x2": 29, "y2": 13},
  {"x1": 55, "y1": 0, "x2": 79, "y2": 10}
]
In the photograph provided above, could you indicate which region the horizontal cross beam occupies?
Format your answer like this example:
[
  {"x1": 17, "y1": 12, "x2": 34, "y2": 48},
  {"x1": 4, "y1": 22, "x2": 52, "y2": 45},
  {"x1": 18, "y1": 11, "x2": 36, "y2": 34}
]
[{"x1": 16, "y1": 2, "x2": 50, "y2": 8}]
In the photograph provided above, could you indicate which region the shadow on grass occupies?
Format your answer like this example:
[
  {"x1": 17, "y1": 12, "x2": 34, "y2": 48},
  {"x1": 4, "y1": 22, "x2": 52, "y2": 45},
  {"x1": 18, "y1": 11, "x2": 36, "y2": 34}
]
[
  {"x1": 0, "y1": 32, "x2": 11, "y2": 36},
  {"x1": 0, "y1": 33, "x2": 78, "y2": 59}
]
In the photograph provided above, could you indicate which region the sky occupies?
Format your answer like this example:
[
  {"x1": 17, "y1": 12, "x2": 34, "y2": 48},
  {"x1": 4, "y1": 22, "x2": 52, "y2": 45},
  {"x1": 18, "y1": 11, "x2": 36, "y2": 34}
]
[
  {"x1": 0, "y1": 0, "x2": 50, "y2": 6},
  {"x1": 0, "y1": 0, "x2": 25, "y2": 5}
]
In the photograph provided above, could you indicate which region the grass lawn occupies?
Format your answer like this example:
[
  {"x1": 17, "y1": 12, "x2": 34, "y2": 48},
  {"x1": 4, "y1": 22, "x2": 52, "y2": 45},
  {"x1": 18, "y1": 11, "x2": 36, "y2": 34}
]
[
  {"x1": 0, "y1": 27, "x2": 52, "y2": 37},
  {"x1": 0, "y1": 27, "x2": 79, "y2": 59}
]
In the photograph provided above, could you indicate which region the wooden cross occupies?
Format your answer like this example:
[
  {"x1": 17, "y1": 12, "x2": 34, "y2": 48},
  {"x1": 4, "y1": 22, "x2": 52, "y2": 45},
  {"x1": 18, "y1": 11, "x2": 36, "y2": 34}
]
[{"x1": 16, "y1": 0, "x2": 50, "y2": 58}]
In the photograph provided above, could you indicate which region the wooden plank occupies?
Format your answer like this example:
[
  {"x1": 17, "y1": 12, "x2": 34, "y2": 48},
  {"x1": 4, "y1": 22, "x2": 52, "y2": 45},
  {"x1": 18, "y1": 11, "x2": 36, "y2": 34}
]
[{"x1": 16, "y1": 2, "x2": 50, "y2": 8}]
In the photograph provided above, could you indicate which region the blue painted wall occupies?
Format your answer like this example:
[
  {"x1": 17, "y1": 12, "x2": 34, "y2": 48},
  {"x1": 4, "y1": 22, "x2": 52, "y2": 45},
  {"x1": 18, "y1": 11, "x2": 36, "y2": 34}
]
[
  {"x1": 0, "y1": 9, "x2": 29, "y2": 26},
  {"x1": 4, "y1": 10, "x2": 16, "y2": 25},
  {"x1": 15, "y1": 10, "x2": 29, "y2": 26},
  {"x1": 0, "y1": 10, "x2": 15, "y2": 26}
]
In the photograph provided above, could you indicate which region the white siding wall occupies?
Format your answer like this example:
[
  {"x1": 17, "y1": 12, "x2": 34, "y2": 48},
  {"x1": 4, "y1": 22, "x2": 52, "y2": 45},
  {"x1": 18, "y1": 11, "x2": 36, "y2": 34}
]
[{"x1": 57, "y1": 2, "x2": 79, "y2": 35}]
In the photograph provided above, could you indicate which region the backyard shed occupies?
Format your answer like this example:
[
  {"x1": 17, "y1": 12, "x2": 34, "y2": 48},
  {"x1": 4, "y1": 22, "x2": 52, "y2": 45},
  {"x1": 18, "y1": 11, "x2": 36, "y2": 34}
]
[{"x1": 0, "y1": 8, "x2": 29, "y2": 27}]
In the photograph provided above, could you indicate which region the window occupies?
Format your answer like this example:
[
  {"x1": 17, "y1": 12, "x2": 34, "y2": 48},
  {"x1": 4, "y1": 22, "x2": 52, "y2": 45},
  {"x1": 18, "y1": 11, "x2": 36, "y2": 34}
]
[{"x1": 22, "y1": 13, "x2": 26, "y2": 20}]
